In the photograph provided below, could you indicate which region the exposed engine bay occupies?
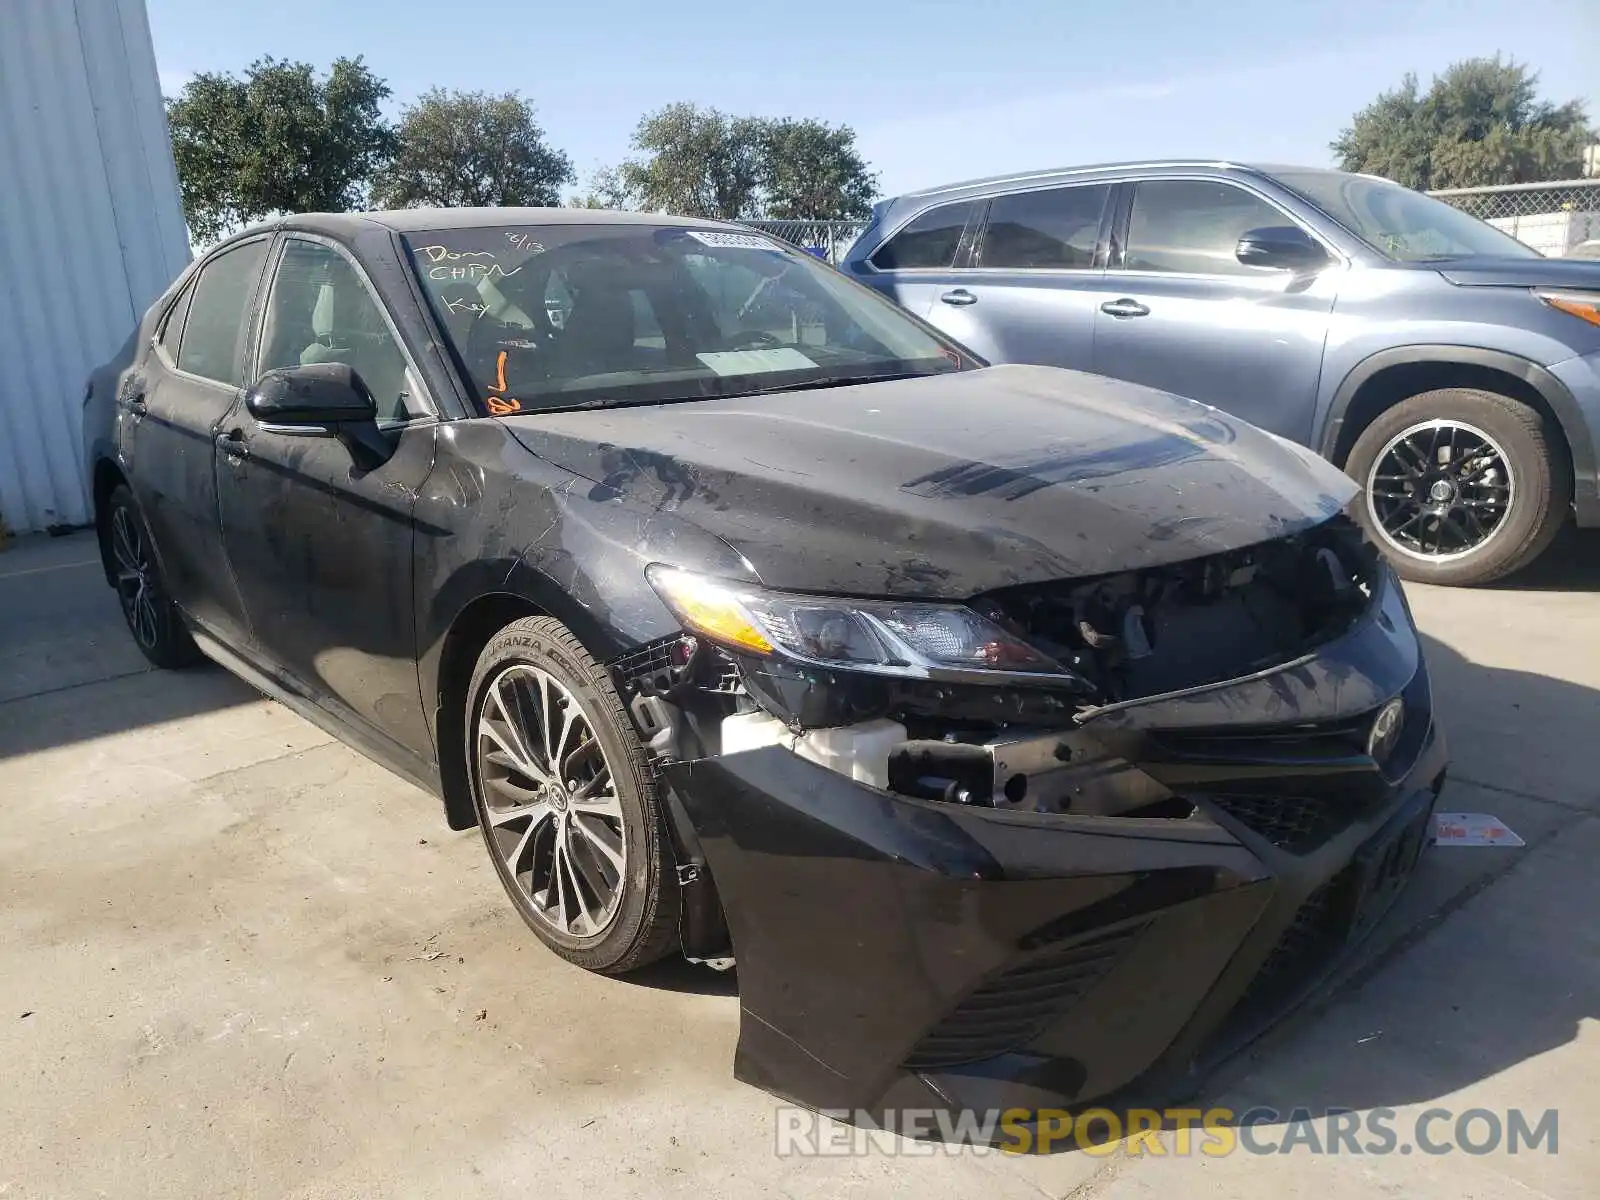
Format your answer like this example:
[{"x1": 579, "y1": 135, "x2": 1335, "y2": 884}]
[{"x1": 611, "y1": 515, "x2": 1383, "y2": 820}]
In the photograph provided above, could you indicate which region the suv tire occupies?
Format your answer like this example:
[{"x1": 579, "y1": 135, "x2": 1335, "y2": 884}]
[
  {"x1": 466, "y1": 616, "x2": 680, "y2": 974},
  {"x1": 1346, "y1": 387, "x2": 1570, "y2": 586}
]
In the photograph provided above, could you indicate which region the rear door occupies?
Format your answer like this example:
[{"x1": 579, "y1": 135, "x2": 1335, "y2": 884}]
[
  {"x1": 214, "y1": 234, "x2": 439, "y2": 758},
  {"x1": 125, "y1": 236, "x2": 271, "y2": 647},
  {"x1": 1090, "y1": 178, "x2": 1337, "y2": 442},
  {"x1": 925, "y1": 182, "x2": 1113, "y2": 369},
  {"x1": 854, "y1": 199, "x2": 980, "y2": 321}
]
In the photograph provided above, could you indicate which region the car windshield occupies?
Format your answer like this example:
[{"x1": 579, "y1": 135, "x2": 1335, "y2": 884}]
[
  {"x1": 404, "y1": 223, "x2": 967, "y2": 413},
  {"x1": 1273, "y1": 170, "x2": 1540, "y2": 262}
]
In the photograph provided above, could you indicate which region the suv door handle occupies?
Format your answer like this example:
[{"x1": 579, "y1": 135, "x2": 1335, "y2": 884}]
[
  {"x1": 1100, "y1": 298, "x2": 1151, "y2": 318},
  {"x1": 940, "y1": 289, "x2": 977, "y2": 306}
]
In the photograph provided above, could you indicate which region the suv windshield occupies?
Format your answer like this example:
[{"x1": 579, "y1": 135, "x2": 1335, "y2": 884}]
[
  {"x1": 1273, "y1": 170, "x2": 1539, "y2": 262},
  {"x1": 405, "y1": 223, "x2": 966, "y2": 413}
]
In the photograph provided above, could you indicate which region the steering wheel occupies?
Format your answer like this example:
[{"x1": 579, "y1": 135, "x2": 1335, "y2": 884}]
[{"x1": 725, "y1": 329, "x2": 784, "y2": 351}]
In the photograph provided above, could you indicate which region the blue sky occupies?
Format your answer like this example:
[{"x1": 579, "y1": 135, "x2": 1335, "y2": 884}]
[{"x1": 147, "y1": 0, "x2": 1599, "y2": 199}]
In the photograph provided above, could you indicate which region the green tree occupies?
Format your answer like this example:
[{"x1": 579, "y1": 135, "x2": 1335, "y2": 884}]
[
  {"x1": 166, "y1": 57, "x2": 393, "y2": 242},
  {"x1": 617, "y1": 103, "x2": 767, "y2": 219},
  {"x1": 758, "y1": 118, "x2": 877, "y2": 219},
  {"x1": 1333, "y1": 56, "x2": 1594, "y2": 190},
  {"x1": 567, "y1": 165, "x2": 633, "y2": 209},
  {"x1": 373, "y1": 89, "x2": 574, "y2": 209}
]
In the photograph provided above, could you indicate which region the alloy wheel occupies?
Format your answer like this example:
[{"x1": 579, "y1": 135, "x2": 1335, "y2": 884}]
[
  {"x1": 474, "y1": 664, "x2": 628, "y2": 940},
  {"x1": 1365, "y1": 419, "x2": 1514, "y2": 562},
  {"x1": 110, "y1": 505, "x2": 161, "y2": 650}
]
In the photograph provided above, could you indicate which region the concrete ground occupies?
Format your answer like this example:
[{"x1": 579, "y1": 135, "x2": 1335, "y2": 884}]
[{"x1": 2, "y1": 528, "x2": 1596, "y2": 1199}]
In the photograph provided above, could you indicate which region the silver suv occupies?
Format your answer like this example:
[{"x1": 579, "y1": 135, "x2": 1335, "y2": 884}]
[{"x1": 842, "y1": 162, "x2": 1600, "y2": 585}]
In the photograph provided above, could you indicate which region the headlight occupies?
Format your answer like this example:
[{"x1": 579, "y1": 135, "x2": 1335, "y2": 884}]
[
  {"x1": 1535, "y1": 289, "x2": 1600, "y2": 328},
  {"x1": 646, "y1": 565, "x2": 1082, "y2": 685}
]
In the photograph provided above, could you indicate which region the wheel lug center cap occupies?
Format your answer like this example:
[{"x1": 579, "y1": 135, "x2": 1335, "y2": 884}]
[
  {"x1": 1428, "y1": 479, "x2": 1456, "y2": 504},
  {"x1": 549, "y1": 790, "x2": 568, "y2": 813}
]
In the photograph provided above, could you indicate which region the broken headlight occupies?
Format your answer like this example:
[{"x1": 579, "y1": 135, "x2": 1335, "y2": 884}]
[{"x1": 646, "y1": 565, "x2": 1085, "y2": 686}]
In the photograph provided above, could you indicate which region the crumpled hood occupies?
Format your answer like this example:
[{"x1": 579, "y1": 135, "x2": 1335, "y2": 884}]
[
  {"x1": 1435, "y1": 255, "x2": 1600, "y2": 289},
  {"x1": 500, "y1": 364, "x2": 1357, "y2": 598}
]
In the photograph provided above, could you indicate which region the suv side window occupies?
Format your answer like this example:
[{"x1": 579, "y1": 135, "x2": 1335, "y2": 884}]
[
  {"x1": 175, "y1": 239, "x2": 269, "y2": 385},
  {"x1": 258, "y1": 238, "x2": 422, "y2": 425},
  {"x1": 979, "y1": 184, "x2": 1110, "y2": 269},
  {"x1": 869, "y1": 201, "x2": 975, "y2": 270},
  {"x1": 1123, "y1": 181, "x2": 1291, "y2": 276}
]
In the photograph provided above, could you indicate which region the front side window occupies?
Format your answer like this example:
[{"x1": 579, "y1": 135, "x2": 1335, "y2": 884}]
[
  {"x1": 980, "y1": 184, "x2": 1110, "y2": 269},
  {"x1": 176, "y1": 239, "x2": 269, "y2": 384},
  {"x1": 1272, "y1": 169, "x2": 1538, "y2": 261},
  {"x1": 868, "y1": 201, "x2": 975, "y2": 270},
  {"x1": 1123, "y1": 181, "x2": 1289, "y2": 276},
  {"x1": 406, "y1": 224, "x2": 967, "y2": 414},
  {"x1": 258, "y1": 239, "x2": 419, "y2": 424}
]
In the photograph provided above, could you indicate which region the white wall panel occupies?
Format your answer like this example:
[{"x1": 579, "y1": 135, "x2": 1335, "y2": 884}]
[{"x1": 0, "y1": 0, "x2": 189, "y2": 532}]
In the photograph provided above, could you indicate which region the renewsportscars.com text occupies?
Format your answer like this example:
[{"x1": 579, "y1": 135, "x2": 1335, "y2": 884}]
[{"x1": 774, "y1": 1105, "x2": 1560, "y2": 1157}]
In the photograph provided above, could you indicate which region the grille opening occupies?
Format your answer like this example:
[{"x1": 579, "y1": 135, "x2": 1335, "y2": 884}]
[
  {"x1": 905, "y1": 925, "x2": 1143, "y2": 1071},
  {"x1": 978, "y1": 515, "x2": 1378, "y2": 706},
  {"x1": 1206, "y1": 792, "x2": 1364, "y2": 855}
]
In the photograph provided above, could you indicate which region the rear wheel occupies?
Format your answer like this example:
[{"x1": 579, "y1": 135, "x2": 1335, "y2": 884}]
[
  {"x1": 105, "y1": 485, "x2": 203, "y2": 668},
  {"x1": 1346, "y1": 387, "x2": 1570, "y2": 586},
  {"x1": 466, "y1": 616, "x2": 679, "y2": 974}
]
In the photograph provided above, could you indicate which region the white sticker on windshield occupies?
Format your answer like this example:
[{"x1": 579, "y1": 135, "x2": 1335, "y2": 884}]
[
  {"x1": 696, "y1": 349, "x2": 816, "y2": 376},
  {"x1": 684, "y1": 230, "x2": 786, "y2": 251}
]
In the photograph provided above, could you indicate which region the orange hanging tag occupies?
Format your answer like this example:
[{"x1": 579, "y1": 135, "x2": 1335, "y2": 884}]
[{"x1": 486, "y1": 395, "x2": 522, "y2": 415}]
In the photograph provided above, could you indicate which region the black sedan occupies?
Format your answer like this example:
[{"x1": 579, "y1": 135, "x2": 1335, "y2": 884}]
[{"x1": 84, "y1": 208, "x2": 1446, "y2": 1128}]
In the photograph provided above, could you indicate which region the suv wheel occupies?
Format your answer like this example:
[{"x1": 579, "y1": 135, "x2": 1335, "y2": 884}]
[
  {"x1": 1346, "y1": 387, "x2": 1570, "y2": 586},
  {"x1": 105, "y1": 485, "x2": 203, "y2": 668},
  {"x1": 466, "y1": 616, "x2": 679, "y2": 974}
]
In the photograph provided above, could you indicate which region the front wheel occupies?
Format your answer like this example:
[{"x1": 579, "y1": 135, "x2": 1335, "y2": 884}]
[
  {"x1": 1345, "y1": 387, "x2": 1570, "y2": 586},
  {"x1": 466, "y1": 616, "x2": 679, "y2": 974}
]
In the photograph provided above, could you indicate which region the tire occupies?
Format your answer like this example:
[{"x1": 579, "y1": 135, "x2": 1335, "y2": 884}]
[
  {"x1": 104, "y1": 485, "x2": 204, "y2": 669},
  {"x1": 1345, "y1": 387, "x2": 1571, "y2": 586},
  {"x1": 466, "y1": 616, "x2": 679, "y2": 974}
]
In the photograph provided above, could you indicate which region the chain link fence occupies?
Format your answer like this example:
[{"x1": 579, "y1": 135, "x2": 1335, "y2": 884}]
[
  {"x1": 1427, "y1": 180, "x2": 1600, "y2": 256},
  {"x1": 742, "y1": 219, "x2": 870, "y2": 264}
]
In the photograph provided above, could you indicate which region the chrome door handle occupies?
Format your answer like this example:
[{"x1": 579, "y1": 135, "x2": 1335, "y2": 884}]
[
  {"x1": 940, "y1": 289, "x2": 977, "y2": 306},
  {"x1": 1100, "y1": 298, "x2": 1151, "y2": 318}
]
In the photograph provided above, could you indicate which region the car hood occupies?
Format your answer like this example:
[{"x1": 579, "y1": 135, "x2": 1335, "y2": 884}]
[
  {"x1": 499, "y1": 364, "x2": 1357, "y2": 598},
  {"x1": 1435, "y1": 255, "x2": 1600, "y2": 289}
]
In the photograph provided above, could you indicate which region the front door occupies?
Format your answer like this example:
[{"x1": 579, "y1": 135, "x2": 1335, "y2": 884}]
[
  {"x1": 126, "y1": 236, "x2": 271, "y2": 647},
  {"x1": 1090, "y1": 178, "x2": 1337, "y2": 443},
  {"x1": 215, "y1": 235, "x2": 439, "y2": 757}
]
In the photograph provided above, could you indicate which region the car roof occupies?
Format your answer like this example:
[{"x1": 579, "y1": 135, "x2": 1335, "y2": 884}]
[{"x1": 284, "y1": 208, "x2": 741, "y2": 236}]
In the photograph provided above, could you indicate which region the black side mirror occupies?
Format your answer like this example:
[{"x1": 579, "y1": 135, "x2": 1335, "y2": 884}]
[
  {"x1": 246, "y1": 363, "x2": 379, "y2": 426},
  {"x1": 245, "y1": 363, "x2": 391, "y2": 469},
  {"x1": 1235, "y1": 226, "x2": 1329, "y2": 272}
]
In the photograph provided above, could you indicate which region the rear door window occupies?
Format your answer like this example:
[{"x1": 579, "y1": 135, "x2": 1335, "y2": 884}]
[
  {"x1": 869, "y1": 201, "x2": 976, "y2": 270},
  {"x1": 979, "y1": 184, "x2": 1111, "y2": 269},
  {"x1": 176, "y1": 239, "x2": 270, "y2": 384},
  {"x1": 1122, "y1": 181, "x2": 1289, "y2": 276},
  {"x1": 157, "y1": 280, "x2": 195, "y2": 361}
]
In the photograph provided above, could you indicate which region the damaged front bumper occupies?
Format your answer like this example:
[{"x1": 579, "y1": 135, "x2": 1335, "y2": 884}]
[{"x1": 659, "y1": 569, "x2": 1447, "y2": 1121}]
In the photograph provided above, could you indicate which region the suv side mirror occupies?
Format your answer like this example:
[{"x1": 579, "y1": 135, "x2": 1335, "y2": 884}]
[
  {"x1": 1235, "y1": 226, "x2": 1328, "y2": 272},
  {"x1": 245, "y1": 363, "x2": 391, "y2": 469}
]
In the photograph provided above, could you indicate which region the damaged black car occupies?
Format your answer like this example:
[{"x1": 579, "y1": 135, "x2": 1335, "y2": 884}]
[{"x1": 87, "y1": 208, "x2": 1447, "y2": 1126}]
